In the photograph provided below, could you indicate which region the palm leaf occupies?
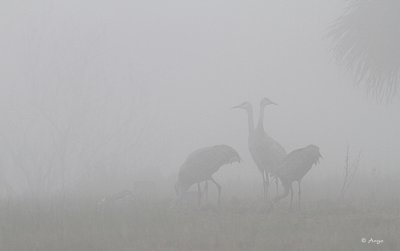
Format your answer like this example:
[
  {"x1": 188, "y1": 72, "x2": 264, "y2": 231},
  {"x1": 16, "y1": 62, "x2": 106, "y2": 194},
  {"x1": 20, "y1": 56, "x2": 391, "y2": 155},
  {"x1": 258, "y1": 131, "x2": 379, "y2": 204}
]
[{"x1": 328, "y1": 0, "x2": 400, "y2": 100}]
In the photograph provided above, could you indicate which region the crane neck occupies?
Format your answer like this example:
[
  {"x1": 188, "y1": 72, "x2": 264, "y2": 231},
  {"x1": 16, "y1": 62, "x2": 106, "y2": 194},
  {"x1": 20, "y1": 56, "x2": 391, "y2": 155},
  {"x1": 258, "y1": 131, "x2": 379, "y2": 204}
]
[
  {"x1": 257, "y1": 105, "x2": 265, "y2": 130},
  {"x1": 246, "y1": 106, "x2": 255, "y2": 135}
]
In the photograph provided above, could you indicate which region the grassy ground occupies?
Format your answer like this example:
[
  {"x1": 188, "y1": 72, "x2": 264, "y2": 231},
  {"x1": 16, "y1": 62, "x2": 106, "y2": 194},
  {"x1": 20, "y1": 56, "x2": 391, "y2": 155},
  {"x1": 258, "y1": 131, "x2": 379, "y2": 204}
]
[{"x1": 0, "y1": 197, "x2": 398, "y2": 251}]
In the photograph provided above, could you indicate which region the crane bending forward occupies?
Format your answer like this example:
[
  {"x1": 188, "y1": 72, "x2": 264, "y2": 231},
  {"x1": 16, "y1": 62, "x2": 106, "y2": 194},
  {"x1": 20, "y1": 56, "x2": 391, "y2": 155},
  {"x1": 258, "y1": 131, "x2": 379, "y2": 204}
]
[
  {"x1": 273, "y1": 144, "x2": 322, "y2": 209},
  {"x1": 175, "y1": 145, "x2": 241, "y2": 206}
]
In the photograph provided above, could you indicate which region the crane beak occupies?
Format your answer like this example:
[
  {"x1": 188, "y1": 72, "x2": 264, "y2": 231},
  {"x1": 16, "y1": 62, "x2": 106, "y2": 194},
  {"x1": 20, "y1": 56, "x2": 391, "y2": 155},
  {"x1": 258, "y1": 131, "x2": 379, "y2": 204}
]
[
  {"x1": 316, "y1": 153, "x2": 323, "y2": 165},
  {"x1": 231, "y1": 156, "x2": 241, "y2": 164}
]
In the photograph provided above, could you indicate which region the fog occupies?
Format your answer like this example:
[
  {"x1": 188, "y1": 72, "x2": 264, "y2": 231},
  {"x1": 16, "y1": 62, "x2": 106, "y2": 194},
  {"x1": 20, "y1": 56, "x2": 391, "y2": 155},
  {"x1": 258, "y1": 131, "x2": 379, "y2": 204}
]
[{"x1": 0, "y1": 0, "x2": 399, "y2": 250}]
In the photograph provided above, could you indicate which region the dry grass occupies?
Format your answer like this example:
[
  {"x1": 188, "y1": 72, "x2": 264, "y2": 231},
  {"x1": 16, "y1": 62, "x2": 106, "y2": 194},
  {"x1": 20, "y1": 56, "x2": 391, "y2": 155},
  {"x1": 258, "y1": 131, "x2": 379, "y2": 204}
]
[{"x1": 0, "y1": 196, "x2": 398, "y2": 251}]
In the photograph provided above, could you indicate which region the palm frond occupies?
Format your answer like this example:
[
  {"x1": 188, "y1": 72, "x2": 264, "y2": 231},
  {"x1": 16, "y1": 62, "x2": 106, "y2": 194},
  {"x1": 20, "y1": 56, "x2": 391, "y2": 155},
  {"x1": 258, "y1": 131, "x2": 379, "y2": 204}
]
[{"x1": 328, "y1": 0, "x2": 400, "y2": 101}]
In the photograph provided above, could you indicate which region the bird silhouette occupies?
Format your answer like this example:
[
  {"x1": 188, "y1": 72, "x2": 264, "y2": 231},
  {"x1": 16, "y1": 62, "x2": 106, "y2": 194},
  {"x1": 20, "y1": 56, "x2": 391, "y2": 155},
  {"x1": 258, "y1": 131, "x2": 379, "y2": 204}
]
[
  {"x1": 233, "y1": 98, "x2": 286, "y2": 202},
  {"x1": 272, "y1": 144, "x2": 322, "y2": 209},
  {"x1": 175, "y1": 145, "x2": 240, "y2": 206}
]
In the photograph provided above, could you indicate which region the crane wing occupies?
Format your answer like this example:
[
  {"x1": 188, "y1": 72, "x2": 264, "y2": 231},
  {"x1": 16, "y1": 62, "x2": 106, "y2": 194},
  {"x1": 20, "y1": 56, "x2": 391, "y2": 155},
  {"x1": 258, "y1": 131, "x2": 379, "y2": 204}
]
[
  {"x1": 275, "y1": 146, "x2": 320, "y2": 181},
  {"x1": 179, "y1": 145, "x2": 238, "y2": 185},
  {"x1": 251, "y1": 130, "x2": 287, "y2": 170}
]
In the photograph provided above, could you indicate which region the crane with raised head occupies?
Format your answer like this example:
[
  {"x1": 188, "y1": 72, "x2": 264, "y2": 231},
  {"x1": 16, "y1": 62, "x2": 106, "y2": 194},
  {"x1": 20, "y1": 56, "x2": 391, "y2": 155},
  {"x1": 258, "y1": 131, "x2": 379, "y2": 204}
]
[{"x1": 233, "y1": 98, "x2": 286, "y2": 202}]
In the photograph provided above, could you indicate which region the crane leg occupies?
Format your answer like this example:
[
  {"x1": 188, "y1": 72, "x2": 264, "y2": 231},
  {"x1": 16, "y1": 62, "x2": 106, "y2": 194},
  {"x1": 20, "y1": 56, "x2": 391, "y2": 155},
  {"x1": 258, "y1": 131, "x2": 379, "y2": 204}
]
[
  {"x1": 203, "y1": 180, "x2": 209, "y2": 202},
  {"x1": 289, "y1": 184, "x2": 293, "y2": 210},
  {"x1": 210, "y1": 177, "x2": 222, "y2": 205},
  {"x1": 262, "y1": 172, "x2": 266, "y2": 202},
  {"x1": 197, "y1": 183, "x2": 202, "y2": 206},
  {"x1": 298, "y1": 180, "x2": 302, "y2": 210},
  {"x1": 273, "y1": 182, "x2": 290, "y2": 204},
  {"x1": 174, "y1": 192, "x2": 184, "y2": 208},
  {"x1": 275, "y1": 177, "x2": 279, "y2": 196},
  {"x1": 262, "y1": 171, "x2": 269, "y2": 203},
  {"x1": 265, "y1": 171, "x2": 270, "y2": 202}
]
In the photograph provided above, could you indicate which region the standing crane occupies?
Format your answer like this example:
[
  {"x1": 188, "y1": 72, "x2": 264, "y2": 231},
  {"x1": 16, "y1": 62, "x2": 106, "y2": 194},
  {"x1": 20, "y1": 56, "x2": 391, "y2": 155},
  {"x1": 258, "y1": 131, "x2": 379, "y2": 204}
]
[
  {"x1": 272, "y1": 144, "x2": 322, "y2": 209},
  {"x1": 174, "y1": 145, "x2": 240, "y2": 206},
  {"x1": 255, "y1": 97, "x2": 287, "y2": 199},
  {"x1": 233, "y1": 98, "x2": 286, "y2": 202}
]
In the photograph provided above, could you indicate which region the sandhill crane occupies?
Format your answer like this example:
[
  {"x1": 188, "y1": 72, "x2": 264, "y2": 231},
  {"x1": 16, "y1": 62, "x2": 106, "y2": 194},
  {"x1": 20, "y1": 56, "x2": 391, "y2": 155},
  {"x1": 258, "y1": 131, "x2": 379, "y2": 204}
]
[
  {"x1": 233, "y1": 98, "x2": 286, "y2": 202},
  {"x1": 272, "y1": 144, "x2": 322, "y2": 209},
  {"x1": 256, "y1": 98, "x2": 287, "y2": 197},
  {"x1": 175, "y1": 145, "x2": 240, "y2": 206}
]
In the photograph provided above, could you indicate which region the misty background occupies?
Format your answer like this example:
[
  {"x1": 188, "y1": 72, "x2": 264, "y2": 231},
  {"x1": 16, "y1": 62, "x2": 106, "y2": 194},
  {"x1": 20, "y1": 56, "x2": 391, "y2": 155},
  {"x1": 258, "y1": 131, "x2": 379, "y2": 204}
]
[
  {"x1": 1, "y1": 0, "x2": 400, "y2": 250},
  {"x1": 1, "y1": 0, "x2": 399, "y2": 199}
]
